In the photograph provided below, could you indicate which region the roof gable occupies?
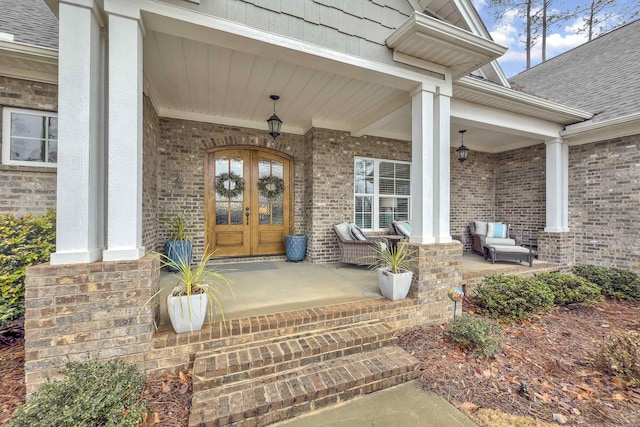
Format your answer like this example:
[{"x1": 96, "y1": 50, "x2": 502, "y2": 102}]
[{"x1": 0, "y1": 0, "x2": 58, "y2": 50}]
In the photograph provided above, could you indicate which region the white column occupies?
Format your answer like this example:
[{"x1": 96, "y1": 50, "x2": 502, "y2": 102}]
[
  {"x1": 102, "y1": 5, "x2": 145, "y2": 261},
  {"x1": 409, "y1": 84, "x2": 452, "y2": 245},
  {"x1": 51, "y1": 0, "x2": 106, "y2": 265},
  {"x1": 545, "y1": 138, "x2": 569, "y2": 232}
]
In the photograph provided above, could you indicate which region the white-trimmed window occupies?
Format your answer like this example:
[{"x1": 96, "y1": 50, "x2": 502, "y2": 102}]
[
  {"x1": 2, "y1": 107, "x2": 57, "y2": 167},
  {"x1": 354, "y1": 157, "x2": 411, "y2": 230}
]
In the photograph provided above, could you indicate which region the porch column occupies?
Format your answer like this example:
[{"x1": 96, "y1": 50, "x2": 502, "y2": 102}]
[
  {"x1": 410, "y1": 84, "x2": 452, "y2": 244},
  {"x1": 544, "y1": 138, "x2": 569, "y2": 232},
  {"x1": 50, "y1": 0, "x2": 106, "y2": 265},
  {"x1": 102, "y1": 4, "x2": 145, "y2": 261}
]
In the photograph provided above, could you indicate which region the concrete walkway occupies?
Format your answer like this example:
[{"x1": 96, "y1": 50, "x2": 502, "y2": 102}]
[{"x1": 273, "y1": 382, "x2": 477, "y2": 427}]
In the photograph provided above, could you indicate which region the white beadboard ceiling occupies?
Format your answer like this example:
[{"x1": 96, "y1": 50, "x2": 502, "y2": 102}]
[
  {"x1": 144, "y1": 30, "x2": 546, "y2": 151},
  {"x1": 144, "y1": 30, "x2": 402, "y2": 136}
]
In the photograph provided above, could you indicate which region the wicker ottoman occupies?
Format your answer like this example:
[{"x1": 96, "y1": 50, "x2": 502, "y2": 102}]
[{"x1": 483, "y1": 244, "x2": 533, "y2": 267}]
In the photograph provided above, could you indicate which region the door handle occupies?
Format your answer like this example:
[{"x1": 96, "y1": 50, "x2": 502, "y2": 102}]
[{"x1": 245, "y1": 207, "x2": 250, "y2": 225}]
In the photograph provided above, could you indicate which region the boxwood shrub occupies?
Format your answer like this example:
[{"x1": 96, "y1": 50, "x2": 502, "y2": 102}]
[
  {"x1": 448, "y1": 315, "x2": 504, "y2": 357},
  {"x1": 534, "y1": 272, "x2": 603, "y2": 306},
  {"x1": 572, "y1": 265, "x2": 640, "y2": 302},
  {"x1": 474, "y1": 274, "x2": 554, "y2": 321},
  {"x1": 0, "y1": 210, "x2": 55, "y2": 326},
  {"x1": 10, "y1": 359, "x2": 146, "y2": 427}
]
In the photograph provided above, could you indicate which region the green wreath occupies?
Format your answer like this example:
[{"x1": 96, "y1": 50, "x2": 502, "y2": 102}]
[
  {"x1": 216, "y1": 172, "x2": 244, "y2": 199},
  {"x1": 258, "y1": 175, "x2": 285, "y2": 199}
]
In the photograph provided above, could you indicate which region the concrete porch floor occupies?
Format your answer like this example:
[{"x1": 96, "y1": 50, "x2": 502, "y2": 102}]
[{"x1": 157, "y1": 253, "x2": 556, "y2": 326}]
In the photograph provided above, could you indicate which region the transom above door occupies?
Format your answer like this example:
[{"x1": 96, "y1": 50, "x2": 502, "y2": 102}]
[{"x1": 205, "y1": 147, "x2": 293, "y2": 257}]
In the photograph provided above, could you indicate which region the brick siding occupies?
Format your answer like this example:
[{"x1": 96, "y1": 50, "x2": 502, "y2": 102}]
[
  {"x1": 450, "y1": 149, "x2": 496, "y2": 251},
  {"x1": 495, "y1": 144, "x2": 546, "y2": 247},
  {"x1": 24, "y1": 256, "x2": 160, "y2": 395},
  {"x1": 142, "y1": 95, "x2": 159, "y2": 251},
  {"x1": 569, "y1": 135, "x2": 640, "y2": 273},
  {"x1": 0, "y1": 76, "x2": 58, "y2": 216}
]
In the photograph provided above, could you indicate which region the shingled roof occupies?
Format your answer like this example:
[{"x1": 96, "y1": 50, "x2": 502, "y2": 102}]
[
  {"x1": 510, "y1": 19, "x2": 640, "y2": 123},
  {"x1": 0, "y1": 0, "x2": 58, "y2": 50}
]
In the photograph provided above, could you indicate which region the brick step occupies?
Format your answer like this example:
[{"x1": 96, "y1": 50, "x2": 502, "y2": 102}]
[
  {"x1": 192, "y1": 322, "x2": 397, "y2": 393},
  {"x1": 188, "y1": 346, "x2": 419, "y2": 427},
  {"x1": 147, "y1": 298, "x2": 424, "y2": 376}
]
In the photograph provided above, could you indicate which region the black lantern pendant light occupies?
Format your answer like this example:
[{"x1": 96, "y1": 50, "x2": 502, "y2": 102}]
[
  {"x1": 456, "y1": 130, "x2": 470, "y2": 163},
  {"x1": 266, "y1": 95, "x2": 282, "y2": 140}
]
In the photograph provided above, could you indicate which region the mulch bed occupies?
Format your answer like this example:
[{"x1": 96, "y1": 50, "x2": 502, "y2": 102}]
[
  {"x1": 2, "y1": 299, "x2": 639, "y2": 426},
  {"x1": 398, "y1": 298, "x2": 640, "y2": 426}
]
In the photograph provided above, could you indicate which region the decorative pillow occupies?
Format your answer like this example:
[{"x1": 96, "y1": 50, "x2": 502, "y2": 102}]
[
  {"x1": 393, "y1": 221, "x2": 412, "y2": 238},
  {"x1": 486, "y1": 222, "x2": 509, "y2": 239},
  {"x1": 334, "y1": 222, "x2": 354, "y2": 241},
  {"x1": 473, "y1": 221, "x2": 488, "y2": 236},
  {"x1": 349, "y1": 223, "x2": 368, "y2": 241}
]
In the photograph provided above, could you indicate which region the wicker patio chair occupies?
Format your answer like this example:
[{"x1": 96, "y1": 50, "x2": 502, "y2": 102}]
[{"x1": 333, "y1": 222, "x2": 388, "y2": 265}]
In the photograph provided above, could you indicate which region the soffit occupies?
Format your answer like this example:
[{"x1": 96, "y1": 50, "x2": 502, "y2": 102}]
[
  {"x1": 0, "y1": 40, "x2": 58, "y2": 84},
  {"x1": 385, "y1": 12, "x2": 507, "y2": 79},
  {"x1": 144, "y1": 30, "x2": 405, "y2": 135}
]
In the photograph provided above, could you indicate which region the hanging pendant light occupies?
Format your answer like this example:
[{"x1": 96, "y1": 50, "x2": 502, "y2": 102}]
[
  {"x1": 456, "y1": 130, "x2": 470, "y2": 163},
  {"x1": 266, "y1": 95, "x2": 282, "y2": 140}
]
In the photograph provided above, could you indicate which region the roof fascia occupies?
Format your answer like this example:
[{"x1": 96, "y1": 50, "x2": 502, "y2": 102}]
[
  {"x1": 561, "y1": 113, "x2": 640, "y2": 146},
  {"x1": 452, "y1": 0, "x2": 511, "y2": 87},
  {"x1": 456, "y1": 76, "x2": 593, "y2": 122}
]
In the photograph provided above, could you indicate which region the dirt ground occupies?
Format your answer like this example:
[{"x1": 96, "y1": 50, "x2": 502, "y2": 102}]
[
  {"x1": 398, "y1": 298, "x2": 640, "y2": 426},
  {"x1": 1, "y1": 298, "x2": 639, "y2": 427}
]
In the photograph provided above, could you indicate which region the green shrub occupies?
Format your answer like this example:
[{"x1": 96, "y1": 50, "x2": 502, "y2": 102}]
[
  {"x1": 10, "y1": 359, "x2": 146, "y2": 427},
  {"x1": 0, "y1": 210, "x2": 55, "y2": 325},
  {"x1": 474, "y1": 274, "x2": 554, "y2": 321},
  {"x1": 534, "y1": 272, "x2": 603, "y2": 306},
  {"x1": 448, "y1": 315, "x2": 504, "y2": 356},
  {"x1": 592, "y1": 330, "x2": 640, "y2": 386},
  {"x1": 572, "y1": 265, "x2": 640, "y2": 302}
]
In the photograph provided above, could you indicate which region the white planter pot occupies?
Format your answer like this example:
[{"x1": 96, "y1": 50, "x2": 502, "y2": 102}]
[
  {"x1": 167, "y1": 293, "x2": 208, "y2": 333},
  {"x1": 377, "y1": 268, "x2": 413, "y2": 301}
]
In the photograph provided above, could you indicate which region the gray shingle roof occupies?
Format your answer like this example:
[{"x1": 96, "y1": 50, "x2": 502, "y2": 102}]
[
  {"x1": 510, "y1": 19, "x2": 640, "y2": 123},
  {"x1": 0, "y1": 0, "x2": 58, "y2": 50}
]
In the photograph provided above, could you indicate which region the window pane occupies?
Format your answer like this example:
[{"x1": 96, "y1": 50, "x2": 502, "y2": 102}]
[
  {"x1": 10, "y1": 138, "x2": 44, "y2": 162},
  {"x1": 379, "y1": 178, "x2": 394, "y2": 195},
  {"x1": 48, "y1": 140, "x2": 57, "y2": 163},
  {"x1": 379, "y1": 162, "x2": 394, "y2": 178},
  {"x1": 216, "y1": 203, "x2": 229, "y2": 225},
  {"x1": 396, "y1": 163, "x2": 410, "y2": 180},
  {"x1": 48, "y1": 117, "x2": 58, "y2": 140},
  {"x1": 396, "y1": 180, "x2": 410, "y2": 195},
  {"x1": 258, "y1": 203, "x2": 271, "y2": 225},
  {"x1": 230, "y1": 202, "x2": 243, "y2": 225},
  {"x1": 11, "y1": 113, "x2": 45, "y2": 139},
  {"x1": 365, "y1": 178, "x2": 374, "y2": 194},
  {"x1": 272, "y1": 204, "x2": 283, "y2": 225}
]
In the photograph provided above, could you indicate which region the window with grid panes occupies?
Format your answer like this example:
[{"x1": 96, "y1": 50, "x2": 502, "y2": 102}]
[
  {"x1": 2, "y1": 107, "x2": 57, "y2": 167},
  {"x1": 354, "y1": 157, "x2": 410, "y2": 230}
]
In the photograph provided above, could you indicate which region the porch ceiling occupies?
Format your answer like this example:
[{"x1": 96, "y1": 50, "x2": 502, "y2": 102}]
[{"x1": 144, "y1": 30, "x2": 406, "y2": 136}]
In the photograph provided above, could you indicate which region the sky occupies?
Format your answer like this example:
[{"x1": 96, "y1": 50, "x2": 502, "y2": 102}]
[{"x1": 472, "y1": 0, "x2": 639, "y2": 77}]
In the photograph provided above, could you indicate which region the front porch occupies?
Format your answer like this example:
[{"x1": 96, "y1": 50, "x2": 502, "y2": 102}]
[{"x1": 155, "y1": 254, "x2": 561, "y2": 326}]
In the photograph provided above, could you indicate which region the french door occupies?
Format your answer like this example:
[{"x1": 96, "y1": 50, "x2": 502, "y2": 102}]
[{"x1": 205, "y1": 147, "x2": 292, "y2": 257}]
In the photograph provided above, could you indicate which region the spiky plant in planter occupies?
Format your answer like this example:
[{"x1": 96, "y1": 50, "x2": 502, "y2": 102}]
[{"x1": 368, "y1": 242, "x2": 417, "y2": 300}]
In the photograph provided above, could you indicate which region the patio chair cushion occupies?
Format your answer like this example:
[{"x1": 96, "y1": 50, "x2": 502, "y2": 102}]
[
  {"x1": 473, "y1": 221, "x2": 488, "y2": 236},
  {"x1": 485, "y1": 237, "x2": 516, "y2": 246},
  {"x1": 349, "y1": 223, "x2": 368, "y2": 241},
  {"x1": 486, "y1": 222, "x2": 509, "y2": 238},
  {"x1": 334, "y1": 222, "x2": 354, "y2": 241},
  {"x1": 392, "y1": 221, "x2": 412, "y2": 238}
]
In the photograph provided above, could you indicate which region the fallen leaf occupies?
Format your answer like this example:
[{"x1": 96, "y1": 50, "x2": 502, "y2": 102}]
[{"x1": 458, "y1": 401, "x2": 479, "y2": 412}]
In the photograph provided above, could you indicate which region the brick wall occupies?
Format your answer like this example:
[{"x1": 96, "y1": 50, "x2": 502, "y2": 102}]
[
  {"x1": 24, "y1": 256, "x2": 160, "y2": 395},
  {"x1": 569, "y1": 135, "x2": 640, "y2": 273},
  {"x1": 142, "y1": 95, "x2": 159, "y2": 251},
  {"x1": 409, "y1": 242, "x2": 461, "y2": 322},
  {"x1": 0, "y1": 76, "x2": 58, "y2": 216},
  {"x1": 155, "y1": 118, "x2": 306, "y2": 259},
  {"x1": 495, "y1": 144, "x2": 546, "y2": 246},
  {"x1": 306, "y1": 128, "x2": 411, "y2": 262},
  {"x1": 450, "y1": 149, "x2": 495, "y2": 251}
]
